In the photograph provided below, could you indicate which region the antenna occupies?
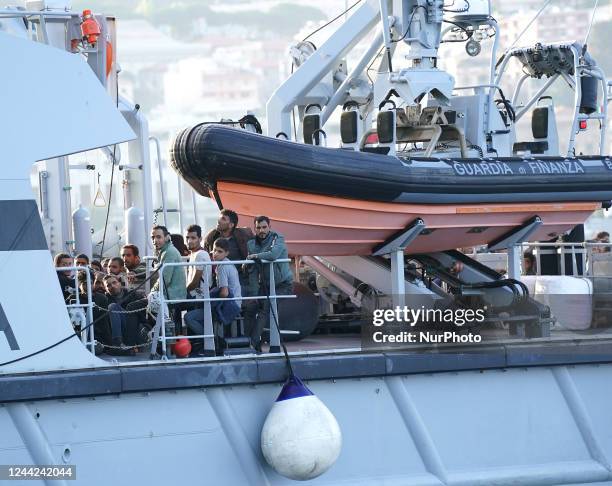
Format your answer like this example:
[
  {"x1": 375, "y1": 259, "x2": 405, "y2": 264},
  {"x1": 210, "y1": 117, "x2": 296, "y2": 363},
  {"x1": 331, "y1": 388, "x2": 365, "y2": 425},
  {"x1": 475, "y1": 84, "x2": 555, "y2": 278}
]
[
  {"x1": 507, "y1": 0, "x2": 554, "y2": 50},
  {"x1": 582, "y1": 0, "x2": 600, "y2": 57}
]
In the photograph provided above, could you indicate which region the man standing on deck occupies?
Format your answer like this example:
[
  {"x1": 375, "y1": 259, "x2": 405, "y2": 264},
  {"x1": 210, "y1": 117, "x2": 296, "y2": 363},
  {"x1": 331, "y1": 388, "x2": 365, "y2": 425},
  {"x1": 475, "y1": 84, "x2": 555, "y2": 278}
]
[
  {"x1": 149, "y1": 226, "x2": 185, "y2": 289},
  {"x1": 204, "y1": 208, "x2": 254, "y2": 296},
  {"x1": 243, "y1": 216, "x2": 293, "y2": 352},
  {"x1": 173, "y1": 224, "x2": 212, "y2": 319},
  {"x1": 185, "y1": 224, "x2": 212, "y2": 298},
  {"x1": 204, "y1": 209, "x2": 253, "y2": 262},
  {"x1": 125, "y1": 225, "x2": 186, "y2": 339}
]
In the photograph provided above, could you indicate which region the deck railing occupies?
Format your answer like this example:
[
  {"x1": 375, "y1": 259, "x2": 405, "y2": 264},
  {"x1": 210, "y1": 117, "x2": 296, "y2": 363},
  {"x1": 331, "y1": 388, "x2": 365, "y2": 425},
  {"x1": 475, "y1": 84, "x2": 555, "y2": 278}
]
[
  {"x1": 517, "y1": 241, "x2": 611, "y2": 277},
  {"x1": 152, "y1": 258, "x2": 295, "y2": 358},
  {"x1": 56, "y1": 266, "x2": 95, "y2": 353}
]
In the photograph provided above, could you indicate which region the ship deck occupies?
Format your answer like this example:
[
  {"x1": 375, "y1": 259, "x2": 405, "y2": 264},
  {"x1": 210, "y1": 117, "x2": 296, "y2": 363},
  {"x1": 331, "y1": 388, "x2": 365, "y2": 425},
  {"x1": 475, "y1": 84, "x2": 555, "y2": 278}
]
[
  {"x1": 4, "y1": 327, "x2": 612, "y2": 403},
  {"x1": 103, "y1": 324, "x2": 612, "y2": 363}
]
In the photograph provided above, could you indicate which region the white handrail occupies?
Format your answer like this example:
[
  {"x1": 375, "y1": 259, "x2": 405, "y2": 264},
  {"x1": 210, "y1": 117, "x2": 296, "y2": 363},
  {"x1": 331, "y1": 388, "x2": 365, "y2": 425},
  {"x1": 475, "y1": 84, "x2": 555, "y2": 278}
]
[
  {"x1": 517, "y1": 241, "x2": 611, "y2": 277},
  {"x1": 152, "y1": 258, "x2": 295, "y2": 358},
  {"x1": 56, "y1": 265, "x2": 95, "y2": 353}
]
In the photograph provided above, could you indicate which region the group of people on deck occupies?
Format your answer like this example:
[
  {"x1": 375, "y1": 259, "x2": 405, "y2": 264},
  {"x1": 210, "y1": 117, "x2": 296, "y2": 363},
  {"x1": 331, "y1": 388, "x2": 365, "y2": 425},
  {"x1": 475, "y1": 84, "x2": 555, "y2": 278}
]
[{"x1": 54, "y1": 210, "x2": 292, "y2": 356}]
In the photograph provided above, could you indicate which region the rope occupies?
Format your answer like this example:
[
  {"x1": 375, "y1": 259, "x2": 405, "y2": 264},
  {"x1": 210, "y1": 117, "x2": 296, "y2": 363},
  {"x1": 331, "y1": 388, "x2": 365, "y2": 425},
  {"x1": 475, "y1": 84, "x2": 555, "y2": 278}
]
[
  {"x1": 99, "y1": 146, "x2": 116, "y2": 257},
  {"x1": 301, "y1": 0, "x2": 362, "y2": 43},
  {"x1": 100, "y1": 77, "x2": 121, "y2": 257},
  {"x1": 0, "y1": 267, "x2": 160, "y2": 367},
  {"x1": 507, "y1": 0, "x2": 554, "y2": 51},
  {"x1": 582, "y1": 0, "x2": 600, "y2": 58},
  {"x1": 256, "y1": 261, "x2": 294, "y2": 376}
]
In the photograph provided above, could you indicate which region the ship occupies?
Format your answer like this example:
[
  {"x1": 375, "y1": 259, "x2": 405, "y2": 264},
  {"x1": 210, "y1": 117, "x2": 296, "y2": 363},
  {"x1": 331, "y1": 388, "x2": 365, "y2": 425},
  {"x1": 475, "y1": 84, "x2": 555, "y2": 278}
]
[{"x1": 3, "y1": 0, "x2": 612, "y2": 485}]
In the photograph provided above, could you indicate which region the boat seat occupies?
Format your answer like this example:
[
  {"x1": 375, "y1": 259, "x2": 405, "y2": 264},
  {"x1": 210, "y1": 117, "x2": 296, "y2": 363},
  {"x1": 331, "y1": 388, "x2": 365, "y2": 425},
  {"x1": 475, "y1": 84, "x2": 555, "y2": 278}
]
[
  {"x1": 303, "y1": 103, "x2": 324, "y2": 145},
  {"x1": 513, "y1": 141, "x2": 549, "y2": 154},
  {"x1": 341, "y1": 110, "x2": 359, "y2": 144},
  {"x1": 362, "y1": 146, "x2": 391, "y2": 155},
  {"x1": 303, "y1": 113, "x2": 321, "y2": 144},
  {"x1": 513, "y1": 99, "x2": 559, "y2": 156}
]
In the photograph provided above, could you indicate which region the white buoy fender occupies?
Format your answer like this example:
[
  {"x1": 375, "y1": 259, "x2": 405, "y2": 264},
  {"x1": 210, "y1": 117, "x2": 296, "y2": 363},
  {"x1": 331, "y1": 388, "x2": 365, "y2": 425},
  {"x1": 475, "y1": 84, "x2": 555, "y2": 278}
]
[{"x1": 261, "y1": 374, "x2": 342, "y2": 481}]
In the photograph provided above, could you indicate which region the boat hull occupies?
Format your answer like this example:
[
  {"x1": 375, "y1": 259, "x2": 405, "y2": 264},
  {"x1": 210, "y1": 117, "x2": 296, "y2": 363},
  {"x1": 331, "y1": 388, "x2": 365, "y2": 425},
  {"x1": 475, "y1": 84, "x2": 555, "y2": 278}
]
[
  {"x1": 215, "y1": 181, "x2": 598, "y2": 256},
  {"x1": 3, "y1": 350, "x2": 612, "y2": 485}
]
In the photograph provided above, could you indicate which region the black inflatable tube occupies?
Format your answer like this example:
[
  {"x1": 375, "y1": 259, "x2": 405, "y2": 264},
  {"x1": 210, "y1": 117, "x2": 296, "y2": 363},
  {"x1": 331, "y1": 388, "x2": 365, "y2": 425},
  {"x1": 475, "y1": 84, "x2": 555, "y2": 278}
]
[{"x1": 170, "y1": 124, "x2": 612, "y2": 205}]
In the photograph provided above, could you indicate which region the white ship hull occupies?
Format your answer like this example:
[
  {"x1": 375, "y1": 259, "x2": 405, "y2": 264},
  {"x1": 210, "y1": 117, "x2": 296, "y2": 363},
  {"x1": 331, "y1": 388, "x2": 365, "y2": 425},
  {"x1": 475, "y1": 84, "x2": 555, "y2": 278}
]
[{"x1": 3, "y1": 350, "x2": 612, "y2": 485}]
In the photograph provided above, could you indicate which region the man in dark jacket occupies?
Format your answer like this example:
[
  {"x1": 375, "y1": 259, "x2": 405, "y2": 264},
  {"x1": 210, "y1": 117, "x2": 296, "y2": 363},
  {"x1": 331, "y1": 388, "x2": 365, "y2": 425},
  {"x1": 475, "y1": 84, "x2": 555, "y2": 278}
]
[
  {"x1": 54, "y1": 253, "x2": 76, "y2": 302},
  {"x1": 121, "y1": 244, "x2": 150, "y2": 288},
  {"x1": 243, "y1": 216, "x2": 293, "y2": 352},
  {"x1": 204, "y1": 209, "x2": 254, "y2": 262},
  {"x1": 74, "y1": 269, "x2": 111, "y2": 345},
  {"x1": 104, "y1": 274, "x2": 144, "y2": 347},
  {"x1": 204, "y1": 209, "x2": 254, "y2": 297}
]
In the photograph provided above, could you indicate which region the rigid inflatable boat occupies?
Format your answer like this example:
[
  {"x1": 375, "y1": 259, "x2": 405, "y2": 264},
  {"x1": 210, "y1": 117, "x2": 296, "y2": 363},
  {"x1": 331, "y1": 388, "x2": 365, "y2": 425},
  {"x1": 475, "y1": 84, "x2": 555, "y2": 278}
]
[{"x1": 171, "y1": 124, "x2": 612, "y2": 256}]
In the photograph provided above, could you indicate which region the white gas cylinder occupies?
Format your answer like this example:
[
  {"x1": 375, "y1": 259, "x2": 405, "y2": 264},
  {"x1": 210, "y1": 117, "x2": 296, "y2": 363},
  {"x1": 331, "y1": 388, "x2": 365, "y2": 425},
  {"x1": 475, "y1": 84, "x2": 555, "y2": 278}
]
[
  {"x1": 72, "y1": 205, "x2": 92, "y2": 258},
  {"x1": 124, "y1": 206, "x2": 145, "y2": 256}
]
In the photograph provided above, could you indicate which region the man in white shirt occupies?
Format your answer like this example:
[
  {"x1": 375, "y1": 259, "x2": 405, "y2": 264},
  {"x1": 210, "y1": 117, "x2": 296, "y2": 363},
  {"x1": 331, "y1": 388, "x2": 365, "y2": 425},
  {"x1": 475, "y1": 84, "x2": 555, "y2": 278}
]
[
  {"x1": 184, "y1": 238, "x2": 242, "y2": 354},
  {"x1": 185, "y1": 224, "x2": 212, "y2": 297},
  {"x1": 169, "y1": 224, "x2": 212, "y2": 336}
]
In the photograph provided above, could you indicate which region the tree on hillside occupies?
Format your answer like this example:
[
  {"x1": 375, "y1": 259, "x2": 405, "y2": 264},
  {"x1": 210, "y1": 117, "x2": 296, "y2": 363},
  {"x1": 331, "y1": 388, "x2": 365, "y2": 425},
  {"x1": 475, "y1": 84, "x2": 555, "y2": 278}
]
[{"x1": 71, "y1": 1, "x2": 326, "y2": 40}]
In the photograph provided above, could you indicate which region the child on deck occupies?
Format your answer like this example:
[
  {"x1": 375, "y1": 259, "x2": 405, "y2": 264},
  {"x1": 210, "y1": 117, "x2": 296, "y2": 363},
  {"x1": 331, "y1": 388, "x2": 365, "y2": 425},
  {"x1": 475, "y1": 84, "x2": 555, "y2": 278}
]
[{"x1": 184, "y1": 238, "x2": 242, "y2": 339}]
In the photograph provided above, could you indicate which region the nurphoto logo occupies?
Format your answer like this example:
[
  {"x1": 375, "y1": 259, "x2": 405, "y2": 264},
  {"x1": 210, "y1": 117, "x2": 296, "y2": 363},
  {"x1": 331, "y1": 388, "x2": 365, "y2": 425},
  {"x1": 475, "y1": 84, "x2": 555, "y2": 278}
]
[{"x1": 364, "y1": 305, "x2": 485, "y2": 347}]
